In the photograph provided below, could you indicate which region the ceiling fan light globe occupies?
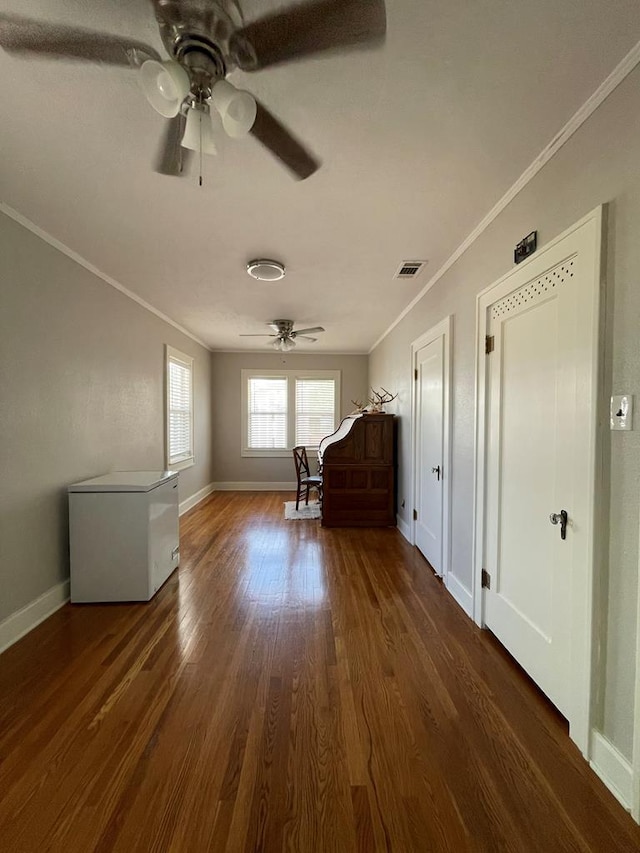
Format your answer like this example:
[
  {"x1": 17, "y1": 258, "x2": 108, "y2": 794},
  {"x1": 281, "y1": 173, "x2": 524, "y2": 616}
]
[
  {"x1": 274, "y1": 337, "x2": 295, "y2": 352},
  {"x1": 221, "y1": 93, "x2": 257, "y2": 138},
  {"x1": 139, "y1": 59, "x2": 190, "y2": 118},
  {"x1": 212, "y1": 79, "x2": 257, "y2": 138},
  {"x1": 181, "y1": 106, "x2": 217, "y2": 156},
  {"x1": 157, "y1": 70, "x2": 176, "y2": 99}
]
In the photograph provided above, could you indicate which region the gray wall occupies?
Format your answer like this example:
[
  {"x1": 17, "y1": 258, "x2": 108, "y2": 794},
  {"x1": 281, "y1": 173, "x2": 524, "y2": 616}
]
[
  {"x1": 0, "y1": 212, "x2": 214, "y2": 624},
  {"x1": 369, "y1": 67, "x2": 640, "y2": 760},
  {"x1": 210, "y1": 352, "x2": 368, "y2": 483}
]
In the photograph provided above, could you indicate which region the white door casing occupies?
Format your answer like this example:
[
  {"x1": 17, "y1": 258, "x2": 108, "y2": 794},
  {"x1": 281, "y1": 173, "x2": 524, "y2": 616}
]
[
  {"x1": 411, "y1": 316, "x2": 452, "y2": 586},
  {"x1": 473, "y1": 207, "x2": 603, "y2": 756},
  {"x1": 634, "y1": 502, "x2": 640, "y2": 821}
]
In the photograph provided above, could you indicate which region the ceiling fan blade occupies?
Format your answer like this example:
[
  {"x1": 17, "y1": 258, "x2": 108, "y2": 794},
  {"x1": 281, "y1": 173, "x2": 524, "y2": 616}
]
[
  {"x1": 296, "y1": 336, "x2": 318, "y2": 342},
  {"x1": 250, "y1": 100, "x2": 320, "y2": 180},
  {"x1": 239, "y1": 334, "x2": 278, "y2": 337},
  {"x1": 0, "y1": 14, "x2": 160, "y2": 65},
  {"x1": 151, "y1": 1, "x2": 183, "y2": 25},
  {"x1": 292, "y1": 327, "x2": 325, "y2": 336},
  {"x1": 232, "y1": 0, "x2": 386, "y2": 71},
  {"x1": 155, "y1": 114, "x2": 191, "y2": 176}
]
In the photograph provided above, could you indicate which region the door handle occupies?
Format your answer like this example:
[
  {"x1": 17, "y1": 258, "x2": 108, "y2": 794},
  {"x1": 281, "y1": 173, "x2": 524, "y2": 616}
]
[
  {"x1": 431, "y1": 465, "x2": 441, "y2": 481},
  {"x1": 549, "y1": 510, "x2": 568, "y2": 540}
]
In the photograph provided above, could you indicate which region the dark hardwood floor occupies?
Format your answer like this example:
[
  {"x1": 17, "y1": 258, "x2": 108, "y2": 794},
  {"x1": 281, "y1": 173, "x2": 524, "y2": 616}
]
[{"x1": 1, "y1": 491, "x2": 639, "y2": 852}]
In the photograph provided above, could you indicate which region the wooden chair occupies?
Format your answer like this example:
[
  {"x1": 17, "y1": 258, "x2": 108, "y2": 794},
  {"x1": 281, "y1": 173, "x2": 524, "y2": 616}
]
[{"x1": 292, "y1": 446, "x2": 323, "y2": 510}]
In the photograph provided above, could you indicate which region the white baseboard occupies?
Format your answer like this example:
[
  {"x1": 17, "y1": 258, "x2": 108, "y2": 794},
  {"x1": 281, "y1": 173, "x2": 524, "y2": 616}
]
[
  {"x1": 213, "y1": 481, "x2": 297, "y2": 491},
  {"x1": 445, "y1": 573, "x2": 474, "y2": 618},
  {"x1": 179, "y1": 482, "x2": 215, "y2": 516},
  {"x1": 396, "y1": 515, "x2": 412, "y2": 542},
  {"x1": 0, "y1": 579, "x2": 70, "y2": 656},
  {"x1": 0, "y1": 483, "x2": 215, "y2": 655},
  {"x1": 590, "y1": 730, "x2": 633, "y2": 810}
]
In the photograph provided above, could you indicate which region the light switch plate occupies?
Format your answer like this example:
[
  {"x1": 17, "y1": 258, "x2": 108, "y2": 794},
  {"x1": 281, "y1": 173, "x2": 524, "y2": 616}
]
[{"x1": 610, "y1": 395, "x2": 633, "y2": 430}]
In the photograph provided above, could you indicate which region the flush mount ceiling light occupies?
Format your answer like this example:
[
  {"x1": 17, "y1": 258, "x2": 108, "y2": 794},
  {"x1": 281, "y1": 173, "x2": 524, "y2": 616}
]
[{"x1": 246, "y1": 259, "x2": 286, "y2": 281}]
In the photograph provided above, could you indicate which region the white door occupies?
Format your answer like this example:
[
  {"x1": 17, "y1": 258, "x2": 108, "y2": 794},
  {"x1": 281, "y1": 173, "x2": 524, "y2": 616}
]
[
  {"x1": 415, "y1": 336, "x2": 444, "y2": 573},
  {"x1": 482, "y1": 212, "x2": 601, "y2": 733}
]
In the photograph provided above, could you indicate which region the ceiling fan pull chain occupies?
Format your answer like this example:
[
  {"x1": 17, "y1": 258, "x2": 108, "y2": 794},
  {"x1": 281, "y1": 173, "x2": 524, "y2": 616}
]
[{"x1": 199, "y1": 111, "x2": 203, "y2": 187}]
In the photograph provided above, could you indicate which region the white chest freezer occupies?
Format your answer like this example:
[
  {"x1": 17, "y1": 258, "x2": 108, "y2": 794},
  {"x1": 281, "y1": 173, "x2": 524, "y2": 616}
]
[{"x1": 68, "y1": 471, "x2": 180, "y2": 603}]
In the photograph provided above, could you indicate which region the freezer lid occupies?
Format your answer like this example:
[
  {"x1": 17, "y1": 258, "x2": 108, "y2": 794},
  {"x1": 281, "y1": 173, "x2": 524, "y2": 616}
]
[{"x1": 68, "y1": 471, "x2": 179, "y2": 493}]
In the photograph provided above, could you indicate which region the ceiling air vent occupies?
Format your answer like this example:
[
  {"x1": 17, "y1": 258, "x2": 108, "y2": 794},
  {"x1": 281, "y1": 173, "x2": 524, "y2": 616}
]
[{"x1": 395, "y1": 260, "x2": 427, "y2": 279}]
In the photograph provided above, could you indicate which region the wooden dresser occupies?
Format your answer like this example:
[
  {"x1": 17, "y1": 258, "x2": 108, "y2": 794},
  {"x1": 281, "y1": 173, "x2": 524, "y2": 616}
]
[{"x1": 318, "y1": 413, "x2": 396, "y2": 527}]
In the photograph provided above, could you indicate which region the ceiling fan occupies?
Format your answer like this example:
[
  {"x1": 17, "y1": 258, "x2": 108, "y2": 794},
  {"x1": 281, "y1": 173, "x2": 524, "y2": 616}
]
[
  {"x1": 0, "y1": 0, "x2": 386, "y2": 181},
  {"x1": 240, "y1": 319, "x2": 325, "y2": 351}
]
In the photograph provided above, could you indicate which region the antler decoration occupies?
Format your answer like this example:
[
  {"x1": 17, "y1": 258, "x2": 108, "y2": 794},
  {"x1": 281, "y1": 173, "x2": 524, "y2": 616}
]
[
  {"x1": 367, "y1": 387, "x2": 398, "y2": 412},
  {"x1": 350, "y1": 399, "x2": 367, "y2": 414}
]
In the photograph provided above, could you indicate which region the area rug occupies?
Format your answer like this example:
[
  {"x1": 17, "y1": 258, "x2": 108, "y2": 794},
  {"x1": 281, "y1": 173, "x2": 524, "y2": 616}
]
[{"x1": 284, "y1": 500, "x2": 321, "y2": 520}]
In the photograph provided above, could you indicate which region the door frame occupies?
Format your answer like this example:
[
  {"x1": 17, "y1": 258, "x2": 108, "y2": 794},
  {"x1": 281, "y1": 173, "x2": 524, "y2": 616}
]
[
  {"x1": 410, "y1": 315, "x2": 453, "y2": 585},
  {"x1": 471, "y1": 206, "x2": 605, "y2": 757},
  {"x1": 633, "y1": 512, "x2": 640, "y2": 821}
]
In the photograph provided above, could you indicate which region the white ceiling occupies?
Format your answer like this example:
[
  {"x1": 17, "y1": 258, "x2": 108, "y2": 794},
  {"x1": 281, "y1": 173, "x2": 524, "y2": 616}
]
[{"x1": 1, "y1": 0, "x2": 639, "y2": 353}]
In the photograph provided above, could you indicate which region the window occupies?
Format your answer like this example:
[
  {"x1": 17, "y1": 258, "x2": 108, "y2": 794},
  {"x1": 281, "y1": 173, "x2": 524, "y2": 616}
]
[
  {"x1": 166, "y1": 346, "x2": 194, "y2": 469},
  {"x1": 247, "y1": 376, "x2": 288, "y2": 449},
  {"x1": 295, "y1": 378, "x2": 336, "y2": 447},
  {"x1": 241, "y1": 369, "x2": 340, "y2": 457}
]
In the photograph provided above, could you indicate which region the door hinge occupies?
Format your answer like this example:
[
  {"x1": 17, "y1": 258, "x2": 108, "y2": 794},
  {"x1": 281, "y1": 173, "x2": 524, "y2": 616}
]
[
  {"x1": 481, "y1": 568, "x2": 491, "y2": 589},
  {"x1": 485, "y1": 335, "x2": 495, "y2": 355},
  {"x1": 414, "y1": 368, "x2": 418, "y2": 381},
  {"x1": 413, "y1": 509, "x2": 418, "y2": 521}
]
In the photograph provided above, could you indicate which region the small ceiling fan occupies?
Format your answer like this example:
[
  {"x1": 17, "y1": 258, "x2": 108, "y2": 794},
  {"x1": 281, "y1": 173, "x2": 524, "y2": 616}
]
[
  {"x1": 240, "y1": 319, "x2": 325, "y2": 351},
  {"x1": 0, "y1": 0, "x2": 386, "y2": 181}
]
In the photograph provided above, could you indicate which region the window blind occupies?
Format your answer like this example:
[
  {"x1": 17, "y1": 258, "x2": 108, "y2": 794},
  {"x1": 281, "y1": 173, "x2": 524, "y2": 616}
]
[
  {"x1": 295, "y1": 378, "x2": 336, "y2": 447},
  {"x1": 168, "y1": 355, "x2": 193, "y2": 463},
  {"x1": 248, "y1": 377, "x2": 288, "y2": 449}
]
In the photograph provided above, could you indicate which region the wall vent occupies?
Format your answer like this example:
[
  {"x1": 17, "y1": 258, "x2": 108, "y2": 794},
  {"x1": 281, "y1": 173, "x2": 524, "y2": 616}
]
[{"x1": 395, "y1": 260, "x2": 427, "y2": 279}]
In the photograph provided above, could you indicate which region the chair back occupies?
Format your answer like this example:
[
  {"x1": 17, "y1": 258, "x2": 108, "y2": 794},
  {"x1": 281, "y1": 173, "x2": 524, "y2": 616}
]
[{"x1": 293, "y1": 446, "x2": 310, "y2": 482}]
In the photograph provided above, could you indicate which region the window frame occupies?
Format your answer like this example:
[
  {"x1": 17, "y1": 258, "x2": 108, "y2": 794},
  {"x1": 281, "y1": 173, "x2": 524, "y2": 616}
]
[
  {"x1": 165, "y1": 345, "x2": 195, "y2": 470},
  {"x1": 241, "y1": 368, "x2": 341, "y2": 457}
]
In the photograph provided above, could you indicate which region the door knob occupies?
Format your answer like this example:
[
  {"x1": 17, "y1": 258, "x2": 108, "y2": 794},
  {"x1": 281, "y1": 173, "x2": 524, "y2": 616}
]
[
  {"x1": 431, "y1": 465, "x2": 441, "y2": 481},
  {"x1": 549, "y1": 509, "x2": 568, "y2": 540}
]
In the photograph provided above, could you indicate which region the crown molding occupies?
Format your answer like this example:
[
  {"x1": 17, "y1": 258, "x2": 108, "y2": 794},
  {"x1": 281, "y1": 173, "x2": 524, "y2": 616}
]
[
  {"x1": 210, "y1": 348, "x2": 368, "y2": 356},
  {"x1": 369, "y1": 38, "x2": 640, "y2": 353},
  {"x1": 0, "y1": 203, "x2": 212, "y2": 351}
]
